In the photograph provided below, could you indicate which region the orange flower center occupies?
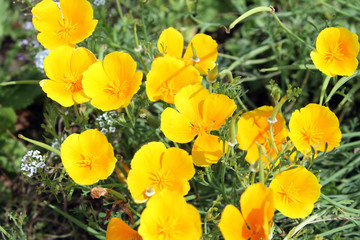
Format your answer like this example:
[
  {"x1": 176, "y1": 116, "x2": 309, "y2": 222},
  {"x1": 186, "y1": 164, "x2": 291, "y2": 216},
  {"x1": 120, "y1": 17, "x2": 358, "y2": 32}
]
[
  {"x1": 247, "y1": 227, "x2": 266, "y2": 240},
  {"x1": 64, "y1": 73, "x2": 82, "y2": 92},
  {"x1": 104, "y1": 80, "x2": 130, "y2": 99},
  {"x1": 159, "y1": 80, "x2": 179, "y2": 101},
  {"x1": 324, "y1": 43, "x2": 344, "y2": 63},
  {"x1": 148, "y1": 169, "x2": 174, "y2": 191},
  {"x1": 278, "y1": 183, "x2": 298, "y2": 204},
  {"x1": 77, "y1": 154, "x2": 96, "y2": 170},
  {"x1": 57, "y1": 19, "x2": 77, "y2": 41},
  {"x1": 300, "y1": 124, "x2": 323, "y2": 148},
  {"x1": 190, "y1": 124, "x2": 207, "y2": 135},
  {"x1": 155, "y1": 216, "x2": 177, "y2": 240}
]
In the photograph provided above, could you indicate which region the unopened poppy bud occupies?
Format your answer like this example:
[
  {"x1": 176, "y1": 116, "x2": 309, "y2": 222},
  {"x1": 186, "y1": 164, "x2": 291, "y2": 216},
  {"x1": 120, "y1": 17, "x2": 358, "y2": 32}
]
[{"x1": 207, "y1": 64, "x2": 218, "y2": 83}]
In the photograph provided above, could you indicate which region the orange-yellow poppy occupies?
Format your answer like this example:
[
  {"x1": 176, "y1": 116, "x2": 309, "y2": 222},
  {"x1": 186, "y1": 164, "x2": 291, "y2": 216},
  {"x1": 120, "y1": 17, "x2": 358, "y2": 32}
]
[
  {"x1": 311, "y1": 27, "x2": 360, "y2": 77},
  {"x1": 32, "y1": 0, "x2": 98, "y2": 49}
]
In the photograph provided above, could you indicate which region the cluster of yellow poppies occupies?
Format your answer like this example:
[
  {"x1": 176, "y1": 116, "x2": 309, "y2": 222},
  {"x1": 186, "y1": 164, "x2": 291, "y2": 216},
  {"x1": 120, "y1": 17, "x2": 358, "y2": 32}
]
[{"x1": 31, "y1": 0, "x2": 358, "y2": 239}]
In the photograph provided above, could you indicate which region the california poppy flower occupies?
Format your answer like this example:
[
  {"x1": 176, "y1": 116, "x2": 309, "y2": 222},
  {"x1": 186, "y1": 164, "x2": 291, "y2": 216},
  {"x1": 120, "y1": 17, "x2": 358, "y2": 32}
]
[
  {"x1": 138, "y1": 190, "x2": 202, "y2": 240},
  {"x1": 311, "y1": 27, "x2": 360, "y2": 77},
  {"x1": 237, "y1": 106, "x2": 288, "y2": 166},
  {"x1": 82, "y1": 52, "x2": 143, "y2": 111},
  {"x1": 127, "y1": 142, "x2": 195, "y2": 203},
  {"x1": 269, "y1": 166, "x2": 322, "y2": 218},
  {"x1": 219, "y1": 183, "x2": 274, "y2": 240},
  {"x1": 32, "y1": 0, "x2": 98, "y2": 49},
  {"x1": 289, "y1": 103, "x2": 341, "y2": 154},
  {"x1": 60, "y1": 129, "x2": 117, "y2": 185},
  {"x1": 40, "y1": 46, "x2": 96, "y2": 107}
]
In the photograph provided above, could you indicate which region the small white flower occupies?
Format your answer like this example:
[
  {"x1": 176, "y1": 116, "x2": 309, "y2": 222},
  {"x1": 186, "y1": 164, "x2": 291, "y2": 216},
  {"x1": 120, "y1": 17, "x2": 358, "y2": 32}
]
[
  {"x1": 107, "y1": 120, "x2": 113, "y2": 126},
  {"x1": 93, "y1": 0, "x2": 106, "y2": 6},
  {"x1": 100, "y1": 128, "x2": 108, "y2": 135},
  {"x1": 35, "y1": 49, "x2": 50, "y2": 72},
  {"x1": 99, "y1": 121, "x2": 105, "y2": 127},
  {"x1": 109, "y1": 127, "x2": 116, "y2": 133}
]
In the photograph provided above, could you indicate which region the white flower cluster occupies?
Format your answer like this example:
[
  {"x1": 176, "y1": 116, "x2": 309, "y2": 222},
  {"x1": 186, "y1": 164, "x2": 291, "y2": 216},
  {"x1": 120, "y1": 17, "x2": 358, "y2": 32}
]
[
  {"x1": 93, "y1": 0, "x2": 105, "y2": 6},
  {"x1": 21, "y1": 150, "x2": 46, "y2": 177},
  {"x1": 35, "y1": 49, "x2": 50, "y2": 72},
  {"x1": 96, "y1": 111, "x2": 117, "y2": 135}
]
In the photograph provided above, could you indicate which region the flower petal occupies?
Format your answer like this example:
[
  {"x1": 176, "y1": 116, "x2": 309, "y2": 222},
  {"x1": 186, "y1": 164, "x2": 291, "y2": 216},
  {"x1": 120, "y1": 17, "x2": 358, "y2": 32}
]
[
  {"x1": 192, "y1": 134, "x2": 227, "y2": 167},
  {"x1": 218, "y1": 205, "x2": 249, "y2": 240},
  {"x1": 44, "y1": 46, "x2": 73, "y2": 81},
  {"x1": 183, "y1": 33, "x2": 218, "y2": 75},
  {"x1": 162, "y1": 147, "x2": 194, "y2": 182},
  {"x1": 40, "y1": 79, "x2": 74, "y2": 107},
  {"x1": 106, "y1": 217, "x2": 142, "y2": 240},
  {"x1": 160, "y1": 107, "x2": 196, "y2": 143},
  {"x1": 103, "y1": 52, "x2": 136, "y2": 83},
  {"x1": 174, "y1": 84, "x2": 209, "y2": 126},
  {"x1": 202, "y1": 93, "x2": 237, "y2": 131},
  {"x1": 157, "y1": 27, "x2": 184, "y2": 59},
  {"x1": 240, "y1": 183, "x2": 274, "y2": 238},
  {"x1": 138, "y1": 190, "x2": 202, "y2": 240},
  {"x1": 269, "y1": 166, "x2": 321, "y2": 218},
  {"x1": 60, "y1": 0, "x2": 98, "y2": 44},
  {"x1": 146, "y1": 55, "x2": 202, "y2": 103},
  {"x1": 60, "y1": 129, "x2": 116, "y2": 185},
  {"x1": 32, "y1": 0, "x2": 62, "y2": 33},
  {"x1": 70, "y1": 47, "x2": 97, "y2": 78}
]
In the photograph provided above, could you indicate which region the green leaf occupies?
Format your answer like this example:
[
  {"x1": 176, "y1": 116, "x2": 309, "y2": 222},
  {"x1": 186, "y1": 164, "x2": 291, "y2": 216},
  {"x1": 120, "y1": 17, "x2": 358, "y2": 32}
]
[{"x1": 0, "y1": 107, "x2": 16, "y2": 132}]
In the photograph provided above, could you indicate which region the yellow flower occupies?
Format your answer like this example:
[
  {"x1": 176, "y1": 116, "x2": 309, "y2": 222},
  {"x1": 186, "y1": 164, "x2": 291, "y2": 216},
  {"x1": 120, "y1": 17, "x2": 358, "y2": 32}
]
[
  {"x1": 127, "y1": 142, "x2": 195, "y2": 203},
  {"x1": 146, "y1": 55, "x2": 202, "y2": 104},
  {"x1": 310, "y1": 27, "x2": 360, "y2": 77},
  {"x1": 289, "y1": 103, "x2": 341, "y2": 154},
  {"x1": 157, "y1": 27, "x2": 218, "y2": 75},
  {"x1": 82, "y1": 52, "x2": 143, "y2": 111},
  {"x1": 32, "y1": 0, "x2": 98, "y2": 49},
  {"x1": 161, "y1": 84, "x2": 237, "y2": 143},
  {"x1": 192, "y1": 133, "x2": 228, "y2": 167},
  {"x1": 236, "y1": 106, "x2": 288, "y2": 166},
  {"x1": 218, "y1": 183, "x2": 274, "y2": 240},
  {"x1": 138, "y1": 189, "x2": 202, "y2": 240},
  {"x1": 40, "y1": 46, "x2": 96, "y2": 107},
  {"x1": 106, "y1": 217, "x2": 142, "y2": 240},
  {"x1": 60, "y1": 129, "x2": 117, "y2": 185},
  {"x1": 146, "y1": 27, "x2": 218, "y2": 104},
  {"x1": 269, "y1": 166, "x2": 322, "y2": 218}
]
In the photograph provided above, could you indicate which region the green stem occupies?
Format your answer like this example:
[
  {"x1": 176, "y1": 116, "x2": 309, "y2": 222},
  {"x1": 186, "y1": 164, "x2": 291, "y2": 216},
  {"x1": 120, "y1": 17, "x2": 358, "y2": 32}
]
[
  {"x1": 125, "y1": 106, "x2": 134, "y2": 127},
  {"x1": 270, "y1": 12, "x2": 315, "y2": 50},
  {"x1": 319, "y1": 1, "x2": 360, "y2": 21},
  {"x1": 107, "y1": 189, "x2": 126, "y2": 201},
  {"x1": 0, "y1": 80, "x2": 39, "y2": 86},
  {"x1": 73, "y1": 104, "x2": 81, "y2": 120},
  {"x1": 260, "y1": 64, "x2": 317, "y2": 72},
  {"x1": 321, "y1": 193, "x2": 360, "y2": 214},
  {"x1": 257, "y1": 143, "x2": 265, "y2": 184},
  {"x1": 98, "y1": 44, "x2": 106, "y2": 61},
  {"x1": 325, "y1": 70, "x2": 360, "y2": 103},
  {"x1": 283, "y1": 211, "x2": 326, "y2": 240},
  {"x1": 62, "y1": 108, "x2": 71, "y2": 132},
  {"x1": 268, "y1": 96, "x2": 287, "y2": 157},
  {"x1": 24, "y1": 0, "x2": 34, "y2": 7},
  {"x1": 115, "y1": 0, "x2": 123, "y2": 19},
  {"x1": 0, "y1": 225, "x2": 10, "y2": 238},
  {"x1": 219, "y1": 69, "x2": 234, "y2": 83},
  {"x1": 18, "y1": 134, "x2": 61, "y2": 156},
  {"x1": 46, "y1": 202, "x2": 105, "y2": 240},
  {"x1": 319, "y1": 75, "x2": 331, "y2": 105},
  {"x1": 227, "y1": 6, "x2": 274, "y2": 32}
]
